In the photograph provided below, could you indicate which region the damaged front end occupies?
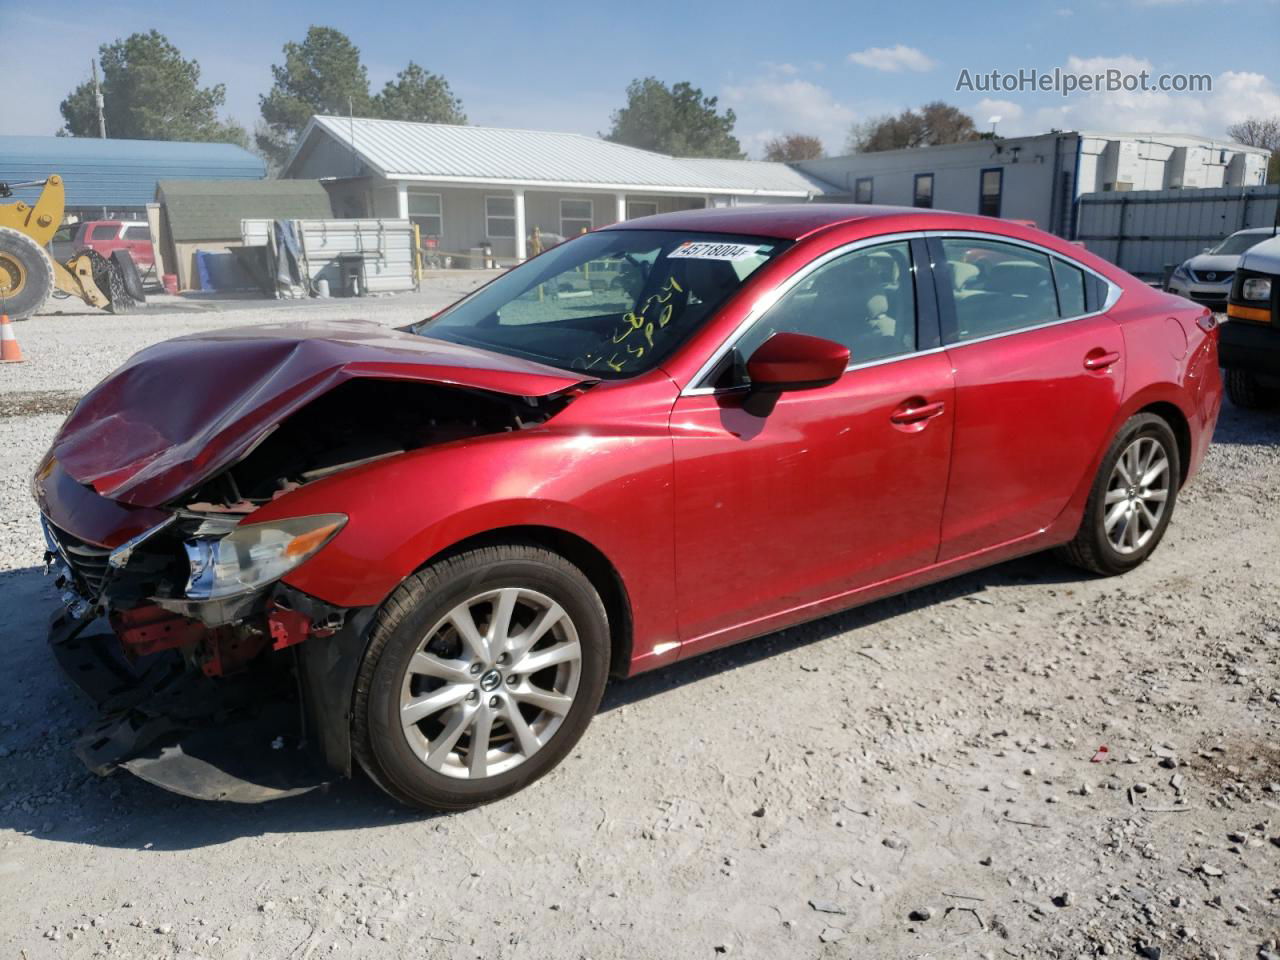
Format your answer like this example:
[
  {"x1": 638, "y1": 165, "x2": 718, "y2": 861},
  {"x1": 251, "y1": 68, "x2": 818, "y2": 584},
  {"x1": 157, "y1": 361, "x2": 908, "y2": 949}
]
[
  {"x1": 39, "y1": 460, "x2": 386, "y2": 802},
  {"x1": 35, "y1": 325, "x2": 591, "y2": 801}
]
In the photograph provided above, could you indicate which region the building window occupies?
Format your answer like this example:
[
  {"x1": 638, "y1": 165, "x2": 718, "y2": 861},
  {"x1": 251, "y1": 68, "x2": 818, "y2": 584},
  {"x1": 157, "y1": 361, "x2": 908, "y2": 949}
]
[
  {"x1": 485, "y1": 196, "x2": 516, "y2": 239},
  {"x1": 854, "y1": 178, "x2": 873, "y2": 204},
  {"x1": 561, "y1": 198, "x2": 593, "y2": 236},
  {"x1": 979, "y1": 168, "x2": 1002, "y2": 218},
  {"x1": 626, "y1": 200, "x2": 658, "y2": 220},
  {"x1": 408, "y1": 191, "x2": 443, "y2": 238},
  {"x1": 913, "y1": 173, "x2": 934, "y2": 209}
]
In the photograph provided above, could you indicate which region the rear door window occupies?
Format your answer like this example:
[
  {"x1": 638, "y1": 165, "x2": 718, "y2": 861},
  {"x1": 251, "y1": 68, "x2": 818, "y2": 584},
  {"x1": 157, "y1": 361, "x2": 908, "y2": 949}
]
[
  {"x1": 124, "y1": 225, "x2": 150, "y2": 241},
  {"x1": 937, "y1": 238, "x2": 1059, "y2": 343},
  {"x1": 89, "y1": 224, "x2": 118, "y2": 242}
]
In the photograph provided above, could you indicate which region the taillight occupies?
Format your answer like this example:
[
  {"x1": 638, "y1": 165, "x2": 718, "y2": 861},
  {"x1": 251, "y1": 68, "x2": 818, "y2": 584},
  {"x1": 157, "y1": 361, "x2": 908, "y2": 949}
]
[{"x1": 1195, "y1": 313, "x2": 1217, "y2": 333}]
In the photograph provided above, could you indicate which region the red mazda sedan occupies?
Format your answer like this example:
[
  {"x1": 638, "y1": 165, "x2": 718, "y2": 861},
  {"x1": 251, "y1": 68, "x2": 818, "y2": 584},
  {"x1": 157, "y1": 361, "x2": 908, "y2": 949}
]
[{"x1": 34, "y1": 205, "x2": 1221, "y2": 809}]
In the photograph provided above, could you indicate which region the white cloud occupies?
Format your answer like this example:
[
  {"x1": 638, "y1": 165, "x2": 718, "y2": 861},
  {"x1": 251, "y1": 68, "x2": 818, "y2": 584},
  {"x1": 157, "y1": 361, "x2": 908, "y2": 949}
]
[
  {"x1": 763, "y1": 61, "x2": 801, "y2": 76},
  {"x1": 1053, "y1": 65, "x2": 1279, "y2": 135},
  {"x1": 978, "y1": 58, "x2": 1280, "y2": 139},
  {"x1": 722, "y1": 69, "x2": 858, "y2": 158},
  {"x1": 1064, "y1": 54, "x2": 1155, "y2": 76},
  {"x1": 846, "y1": 44, "x2": 937, "y2": 73},
  {"x1": 975, "y1": 98, "x2": 1024, "y2": 130}
]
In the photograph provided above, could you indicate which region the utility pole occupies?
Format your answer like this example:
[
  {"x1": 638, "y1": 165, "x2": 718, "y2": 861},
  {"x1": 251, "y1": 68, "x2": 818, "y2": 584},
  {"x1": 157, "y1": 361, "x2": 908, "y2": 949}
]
[
  {"x1": 348, "y1": 96, "x2": 357, "y2": 177},
  {"x1": 91, "y1": 59, "x2": 106, "y2": 138}
]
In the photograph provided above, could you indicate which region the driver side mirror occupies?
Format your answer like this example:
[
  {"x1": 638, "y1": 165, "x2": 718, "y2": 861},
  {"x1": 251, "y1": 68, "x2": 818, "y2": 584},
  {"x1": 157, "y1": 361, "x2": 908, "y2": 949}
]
[
  {"x1": 747, "y1": 332, "x2": 850, "y2": 392},
  {"x1": 742, "y1": 333, "x2": 849, "y2": 415}
]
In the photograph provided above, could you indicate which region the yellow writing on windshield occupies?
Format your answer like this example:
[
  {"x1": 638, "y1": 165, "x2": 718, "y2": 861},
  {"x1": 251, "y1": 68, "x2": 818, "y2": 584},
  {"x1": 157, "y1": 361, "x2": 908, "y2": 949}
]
[{"x1": 580, "y1": 276, "x2": 683, "y2": 373}]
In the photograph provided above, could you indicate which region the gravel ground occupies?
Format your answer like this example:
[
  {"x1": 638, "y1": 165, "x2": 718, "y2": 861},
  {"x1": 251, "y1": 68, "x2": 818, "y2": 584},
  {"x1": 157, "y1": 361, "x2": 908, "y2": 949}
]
[{"x1": 1, "y1": 293, "x2": 1278, "y2": 959}]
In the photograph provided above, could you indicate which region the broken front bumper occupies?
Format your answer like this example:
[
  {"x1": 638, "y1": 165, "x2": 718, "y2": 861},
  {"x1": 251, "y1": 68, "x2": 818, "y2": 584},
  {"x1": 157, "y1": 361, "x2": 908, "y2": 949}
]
[
  {"x1": 40, "y1": 516, "x2": 376, "y2": 803},
  {"x1": 47, "y1": 606, "x2": 322, "y2": 802},
  {"x1": 36, "y1": 454, "x2": 379, "y2": 803},
  {"x1": 45, "y1": 596, "x2": 377, "y2": 803}
]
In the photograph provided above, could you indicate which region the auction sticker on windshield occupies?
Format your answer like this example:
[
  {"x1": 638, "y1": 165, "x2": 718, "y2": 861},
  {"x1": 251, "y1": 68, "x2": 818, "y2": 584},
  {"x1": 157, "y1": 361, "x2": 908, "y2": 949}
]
[{"x1": 667, "y1": 241, "x2": 767, "y2": 261}]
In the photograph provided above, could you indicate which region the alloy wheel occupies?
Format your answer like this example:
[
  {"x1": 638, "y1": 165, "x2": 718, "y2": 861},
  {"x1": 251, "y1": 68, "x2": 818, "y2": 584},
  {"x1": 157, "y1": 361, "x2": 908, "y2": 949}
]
[
  {"x1": 399, "y1": 587, "x2": 582, "y2": 780},
  {"x1": 1104, "y1": 436, "x2": 1170, "y2": 555}
]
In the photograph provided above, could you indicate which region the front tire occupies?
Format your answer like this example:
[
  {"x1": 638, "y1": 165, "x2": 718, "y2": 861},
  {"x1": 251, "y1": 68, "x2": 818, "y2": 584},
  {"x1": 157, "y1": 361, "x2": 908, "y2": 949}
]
[
  {"x1": 353, "y1": 543, "x2": 610, "y2": 810},
  {"x1": 1058, "y1": 413, "x2": 1180, "y2": 576},
  {"x1": 0, "y1": 226, "x2": 55, "y2": 319}
]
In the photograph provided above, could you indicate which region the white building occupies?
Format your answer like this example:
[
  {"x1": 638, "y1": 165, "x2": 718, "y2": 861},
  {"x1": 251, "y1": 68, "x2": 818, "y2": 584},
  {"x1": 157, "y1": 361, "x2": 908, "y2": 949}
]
[
  {"x1": 282, "y1": 116, "x2": 839, "y2": 264},
  {"x1": 794, "y1": 131, "x2": 1272, "y2": 237}
]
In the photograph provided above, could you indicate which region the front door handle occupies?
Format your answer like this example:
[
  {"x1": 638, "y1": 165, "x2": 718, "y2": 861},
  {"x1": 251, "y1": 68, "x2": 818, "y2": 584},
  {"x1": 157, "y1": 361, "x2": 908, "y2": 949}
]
[
  {"x1": 890, "y1": 399, "x2": 946, "y2": 426},
  {"x1": 1083, "y1": 348, "x2": 1121, "y2": 371}
]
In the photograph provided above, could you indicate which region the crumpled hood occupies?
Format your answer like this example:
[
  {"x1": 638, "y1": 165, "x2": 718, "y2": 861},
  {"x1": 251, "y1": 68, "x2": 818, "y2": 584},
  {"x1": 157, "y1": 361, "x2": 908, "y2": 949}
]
[{"x1": 51, "y1": 319, "x2": 589, "y2": 508}]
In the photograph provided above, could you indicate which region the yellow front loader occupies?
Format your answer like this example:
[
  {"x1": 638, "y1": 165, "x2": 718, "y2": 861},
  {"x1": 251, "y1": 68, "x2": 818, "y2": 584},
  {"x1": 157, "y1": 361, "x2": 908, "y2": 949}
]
[{"x1": 0, "y1": 175, "x2": 141, "y2": 318}]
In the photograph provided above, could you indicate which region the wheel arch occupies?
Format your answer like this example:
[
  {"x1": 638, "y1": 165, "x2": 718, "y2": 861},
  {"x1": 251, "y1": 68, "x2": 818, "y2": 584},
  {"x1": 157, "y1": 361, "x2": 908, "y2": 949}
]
[
  {"x1": 1050, "y1": 388, "x2": 1195, "y2": 542},
  {"x1": 416, "y1": 524, "x2": 634, "y2": 679},
  {"x1": 1135, "y1": 399, "x2": 1191, "y2": 487}
]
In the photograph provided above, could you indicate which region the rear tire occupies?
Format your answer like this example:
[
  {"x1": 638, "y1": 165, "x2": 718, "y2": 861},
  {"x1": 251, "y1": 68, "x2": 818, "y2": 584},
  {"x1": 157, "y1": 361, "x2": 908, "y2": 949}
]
[
  {"x1": 0, "y1": 226, "x2": 55, "y2": 319},
  {"x1": 353, "y1": 543, "x2": 610, "y2": 810},
  {"x1": 1223, "y1": 368, "x2": 1278, "y2": 409},
  {"x1": 1058, "y1": 413, "x2": 1180, "y2": 576}
]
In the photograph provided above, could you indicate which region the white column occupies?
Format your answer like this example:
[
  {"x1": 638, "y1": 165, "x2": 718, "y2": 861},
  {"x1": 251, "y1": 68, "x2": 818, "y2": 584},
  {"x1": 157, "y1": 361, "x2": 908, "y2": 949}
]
[
  {"x1": 615, "y1": 191, "x2": 627, "y2": 224},
  {"x1": 396, "y1": 181, "x2": 409, "y2": 219},
  {"x1": 513, "y1": 187, "x2": 527, "y2": 261}
]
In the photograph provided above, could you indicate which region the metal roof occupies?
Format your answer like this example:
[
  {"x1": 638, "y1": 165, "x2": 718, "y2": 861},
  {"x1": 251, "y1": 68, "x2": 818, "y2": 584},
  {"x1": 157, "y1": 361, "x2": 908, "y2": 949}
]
[
  {"x1": 287, "y1": 116, "x2": 837, "y2": 197},
  {"x1": 0, "y1": 136, "x2": 265, "y2": 209},
  {"x1": 156, "y1": 179, "x2": 333, "y2": 242}
]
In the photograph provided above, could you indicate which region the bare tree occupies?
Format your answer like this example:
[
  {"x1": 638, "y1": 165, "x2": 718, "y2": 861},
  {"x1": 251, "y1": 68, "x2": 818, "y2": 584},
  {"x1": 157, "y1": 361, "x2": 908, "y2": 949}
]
[
  {"x1": 762, "y1": 133, "x2": 825, "y2": 162},
  {"x1": 846, "y1": 102, "x2": 980, "y2": 154},
  {"x1": 1228, "y1": 116, "x2": 1280, "y2": 182}
]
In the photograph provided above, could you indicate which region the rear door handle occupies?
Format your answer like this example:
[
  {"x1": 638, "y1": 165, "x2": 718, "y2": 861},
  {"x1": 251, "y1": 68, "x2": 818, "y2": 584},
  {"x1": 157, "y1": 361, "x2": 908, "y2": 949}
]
[
  {"x1": 890, "y1": 399, "x2": 946, "y2": 425},
  {"x1": 1083, "y1": 349, "x2": 1121, "y2": 371}
]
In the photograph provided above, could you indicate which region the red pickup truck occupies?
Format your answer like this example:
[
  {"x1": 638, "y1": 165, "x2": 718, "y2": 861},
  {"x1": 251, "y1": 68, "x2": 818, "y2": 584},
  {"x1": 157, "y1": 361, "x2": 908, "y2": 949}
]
[{"x1": 73, "y1": 220, "x2": 155, "y2": 268}]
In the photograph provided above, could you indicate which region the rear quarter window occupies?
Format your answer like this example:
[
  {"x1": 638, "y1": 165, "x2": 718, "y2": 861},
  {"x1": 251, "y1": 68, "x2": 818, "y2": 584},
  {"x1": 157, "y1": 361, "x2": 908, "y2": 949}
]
[{"x1": 1052, "y1": 258, "x2": 1087, "y2": 318}]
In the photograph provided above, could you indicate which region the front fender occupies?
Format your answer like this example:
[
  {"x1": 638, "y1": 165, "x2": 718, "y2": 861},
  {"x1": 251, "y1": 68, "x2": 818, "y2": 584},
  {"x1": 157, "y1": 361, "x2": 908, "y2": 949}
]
[{"x1": 251, "y1": 426, "x2": 679, "y2": 657}]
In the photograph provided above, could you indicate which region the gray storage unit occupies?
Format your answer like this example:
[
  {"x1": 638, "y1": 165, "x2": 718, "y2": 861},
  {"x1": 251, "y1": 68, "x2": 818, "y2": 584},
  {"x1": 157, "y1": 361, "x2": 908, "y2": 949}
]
[{"x1": 241, "y1": 217, "x2": 417, "y2": 294}]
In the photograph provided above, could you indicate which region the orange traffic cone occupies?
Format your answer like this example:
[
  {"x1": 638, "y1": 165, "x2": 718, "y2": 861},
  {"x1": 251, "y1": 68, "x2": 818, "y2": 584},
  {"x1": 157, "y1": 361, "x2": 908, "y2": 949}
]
[{"x1": 0, "y1": 314, "x2": 25, "y2": 363}]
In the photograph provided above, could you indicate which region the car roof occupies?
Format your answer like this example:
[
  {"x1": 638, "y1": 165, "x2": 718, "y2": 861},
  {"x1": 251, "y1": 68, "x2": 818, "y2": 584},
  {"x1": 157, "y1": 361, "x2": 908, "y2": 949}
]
[
  {"x1": 1233, "y1": 227, "x2": 1280, "y2": 236},
  {"x1": 603, "y1": 203, "x2": 990, "y2": 241}
]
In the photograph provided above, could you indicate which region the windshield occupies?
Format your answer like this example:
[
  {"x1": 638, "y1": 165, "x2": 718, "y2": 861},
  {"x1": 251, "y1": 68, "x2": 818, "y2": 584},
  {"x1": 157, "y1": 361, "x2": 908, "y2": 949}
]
[
  {"x1": 415, "y1": 229, "x2": 788, "y2": 377},
  {"x1": 1210, "y1": 232, "x2": 1271, "y2": 256}
]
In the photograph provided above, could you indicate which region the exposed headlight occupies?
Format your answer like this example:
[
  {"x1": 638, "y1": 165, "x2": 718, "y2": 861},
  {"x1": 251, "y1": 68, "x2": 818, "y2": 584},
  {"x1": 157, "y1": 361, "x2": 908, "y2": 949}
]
[
  {"x1": 1242, "y1": 277, "x2": 1272, "y2": 302},
  {"x1": 184, "y1": 514, "x2": 347, "y2": 601},
  {"x1": 1171, "y1": 263, "x2": 1191, "y2": 280}
]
